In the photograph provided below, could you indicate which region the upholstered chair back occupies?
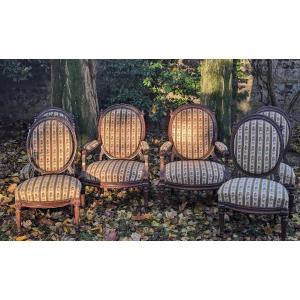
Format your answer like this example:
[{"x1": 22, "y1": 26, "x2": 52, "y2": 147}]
[
  {"x1": 27, "y1": 117, "x2": 77, "y2": 174},
  {"x1": 169, "y1": 104, "x2": 216, "y2": 160},
  {"x1": 98, "y1": 104, "x2": 145, "y2": 159},
  {"x1": 256, "y1": 106, "x2": 291, "y2": 150},
  {"x1": 232, "y1": 114, "x2": 284, "y2": 176},
  {"x1": 36, "y1": 107, "x2": 75, "y2": 128}
]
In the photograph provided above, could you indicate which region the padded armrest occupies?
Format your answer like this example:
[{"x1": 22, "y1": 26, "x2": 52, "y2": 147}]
[
  {"x1": 215, "y1": 141, "x2": 229, "y2": 156},
  {"x1": 160, "y1": 141, "x2": 173, "y2": 155},
  {"x1": 82, "y1": 140, "x2": 100, "y2": 153},
  {"x1": 140, "y1": 141, "x2": 150, "y2": 154}
]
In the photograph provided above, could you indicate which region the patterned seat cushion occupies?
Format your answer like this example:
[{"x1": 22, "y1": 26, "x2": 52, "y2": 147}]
[
  {"x1": 218, "y1": 177, "x2": 289, "y2": 210},
  {"x1": 278, "y1": 163, "x2": 295, "y2": 186},
  {"x1": 165, "y1": 160, "x2": 225, "y2": 186},
  {"x1": 15, "y1": 175, "x2": 81, "y2": 202},
  {"x1": 81, "y1": 160, "x2": 146, "y2": 184}
]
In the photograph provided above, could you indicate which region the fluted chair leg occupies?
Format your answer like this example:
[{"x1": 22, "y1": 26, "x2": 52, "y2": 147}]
[
  {"x1": 15, "y1": 203, "x2": 22, "y2": 232},
  {"x1": 74, "y1": 199, "x2": 80, "y2": 226}
]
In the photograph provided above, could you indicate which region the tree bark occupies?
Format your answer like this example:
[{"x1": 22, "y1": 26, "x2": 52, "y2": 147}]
[
  {"x1": 200, "y1": 59, "x2": 233, "y2": 145},
  {"x1": 51, "y1": 59, "x2": 99, "y2": 144},
  {"x1": 266, "y1": 59, "x2": 277, "y2": 106}
]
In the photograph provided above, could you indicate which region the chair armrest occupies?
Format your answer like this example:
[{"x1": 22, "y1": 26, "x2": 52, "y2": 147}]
[
  {"x1": 139, "y1": 141, "x2": 149, "y2": 174},
  {"x1": 160, "y1": 141, "x2": 173, "y2": 156},
  {"x1": 215, "y1": 141, "x2": 229, "y2": 155},
  {"x1": 81, "y1": 140, "x2": 100, "y2": 172},
  {"x1": 83, "y1": 140, "x2": 100, "y2": 153},
  {"x1": 215, "y1": 141, "x2": 229, "y2": 164},
  {"x1": 140, "y1": 140, "x2": 149, "y2": 155},
  {"x1": 159, "y1": 141, "x2": 173, "y2": 180}
]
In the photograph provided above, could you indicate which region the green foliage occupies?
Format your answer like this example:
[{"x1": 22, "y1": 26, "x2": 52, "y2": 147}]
[
  {"x1": 97, "y1": 60, "x2": 201, "y2": 123},
  {"x1": 0, "y1": 59, "x2": 49, "y2": 82},
  {"x1": 143, "y1": 60, "x2": 201, "y2": 121}
]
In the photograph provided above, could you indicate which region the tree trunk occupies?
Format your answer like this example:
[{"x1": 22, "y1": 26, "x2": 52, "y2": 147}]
[
  {"x1": 200, "y1": 59, "x2": 233, "y2": 145},
  {"x1": 51, "y1": 59, "x2": 99, "y2": 144},
  {"x1": 266, "y1": 59, "x2": 277, "y2": 106}
]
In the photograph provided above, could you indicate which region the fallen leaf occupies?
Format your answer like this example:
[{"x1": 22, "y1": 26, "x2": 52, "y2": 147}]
[
  {"x1": 7, "y1": 183, "x2": 17, "y2": 194},
  {"x1": 22, "y1": 220, "x2": 32, "y2": 229},
  {"x1": 131, "y1": 232, "x2": 141, "y2": 241},
  {"x1": 38, "y1": 217, "x2": 55, "y2": 226},
  {"x1": 104, "y1": 228, "x2": 118, "y2": 241},
  {"x1": 132, "y1": 213, "x2": 153, "y2": 221},
  {"x1": 16, "y1": 235, "x2": 28, "y2": 241}
]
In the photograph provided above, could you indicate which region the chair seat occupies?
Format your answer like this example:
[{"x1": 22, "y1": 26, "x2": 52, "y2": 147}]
[
  {"x1": 218, "y1": 177, "x2": 289, "y2": 210},
  {"x1": 165, "y1": 160, "x2": 225, "y2": 186},
  {"x1": 81, "y1": 160, "x2": 146, "y2": 184},
  {"x1": 278, "y1": 163, "x2": 296, "y2": 186},
  {"x1": 15, "y1": 175, "x2": 81, "y2": 202}
]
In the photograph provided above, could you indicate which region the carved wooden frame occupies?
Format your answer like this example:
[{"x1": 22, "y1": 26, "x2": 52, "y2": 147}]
[
  {"x1": 80, "y1": 104, "x2": 150, "y2": 207},
  {"x1": 16, "y1": 115, "x2": 81, "y2": 231},
  {"x1": 218, "y1": 114, "x2": 289, "y2": 240},
  {"x1": 254, "y1": 106, "x2": 295, "y2": 214},
  {"x1": 158, "y1": 104, "x2": 229, "y2": 197}
]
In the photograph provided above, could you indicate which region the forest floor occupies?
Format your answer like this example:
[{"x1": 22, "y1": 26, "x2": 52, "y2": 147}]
[{"x1": 0, "y1": 121, "x2": 300, "y2": 241}]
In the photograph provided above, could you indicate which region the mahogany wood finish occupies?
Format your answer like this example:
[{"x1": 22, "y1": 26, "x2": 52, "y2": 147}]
[
  {"x1": 16, "y1": 116, "x2": 82, "y2": 231},
  {"x1": 158, "y1": 104, "x2": 229, "y2": 202},
  {"x1": 218, "y1": 114, "x2": 289, "y2": 240},
  {"x1": 81, "y1": 104, "x2": 150, "y2": 208}
]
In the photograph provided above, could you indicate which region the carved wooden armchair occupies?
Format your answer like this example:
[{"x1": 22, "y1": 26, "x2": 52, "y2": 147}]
[
  {"x1": 218, "y1": 114, "x2": 289, "y2": 240},
  {"x1": 15, "y1": 116, "x2": 82, "y2": 231},
  {"x1": 80, "y1": 104, "x2": 149, "y2": 207},
  {"x1": 158, "y1": 104, "x2": 229, "y2": 200},
  {"x1": 255, "y1": 106, "x2": 296, "y2": 214},
  {"x1": 20, "y1": 107, "x2": 76, "y2": 181}
]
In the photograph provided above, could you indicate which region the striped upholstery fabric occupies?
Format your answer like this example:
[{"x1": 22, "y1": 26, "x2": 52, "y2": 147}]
[
  {"x1": 99, "y1": 107, "x2": 143, "y2": 159},
  {"x1": 36, "y1": 108, "x2": 75, "y2": 127},
  {"x1": 20, "y1": 163, "x2": 75, "y2": 180},
  {"x1": 234, "y1": 119, "x2": 281, "y2": 174},
  {"x1": 83, "y1": 139, "x2": 100, "y2": 152},
  {"x1": 218, "y1": 177, "x2": 289, "y2": 209},
  {"x1": 81, "y1": 160, "x2": 146, "y2": 183},
  {"x1": 276, "y1": 163, "x2": 296, "y2": 186},
  {"x1": 15, "y1": 175, "x2": 81, "y2": 202},
  {"x1": 170, "y1": 107, "x2": 215, "y2": 159},
  {"x1": 215, "y1": 141, "x2": 228, "y2": 154},
  {"x1": 27, "y1": 118, "x2": 75, "y2": 173},
  {"x1": 165, "y1": 160, "x2": 225, "y2": 186},
  {"x1": 20, "y1": 163, "x2": 37, "y2": 180},
  {"x1": 160, "y1": 141, "x2": 172, "y2": 154},
  {"x1": 258, "y1": 110, "x2": 290, "y2": 148}
]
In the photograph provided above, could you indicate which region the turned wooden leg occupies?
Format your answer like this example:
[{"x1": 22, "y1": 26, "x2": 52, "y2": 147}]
[
  {"x1": 281, "y1": 214, "x2": 288, "y2": 241},
  {"x1": 80, "y1": 185, "x2": 85, "y2": 207},
  {"x1": 15, "y1": 202, "x2": 21, "y2": 232},
  {"x1": 143, "y1": 185, "x2": 149, "y2": 208},
  {"x1": 219, "y1": 205, "x2": 225, "y2": 238},
  {"x1": 74, "y1": 199, "x2": 80, "y2": 226}
]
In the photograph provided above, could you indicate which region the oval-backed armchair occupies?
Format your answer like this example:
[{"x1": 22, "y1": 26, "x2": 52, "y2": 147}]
[
  {"x1": 80, "y1": 104, "x2": 150, "y2": 207},
  {"x1": 158, "y1": 104, "x2": 229, "y2": 201},
  {"x1": 15, "y1": 116, "x2": 82, "y2": 230},
  {"x1": 218, "y1": 114, "x2": 289, "y2": 240},
  {"x1": 255, "y1": 106, "x2": 296, "y2": 214}
]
